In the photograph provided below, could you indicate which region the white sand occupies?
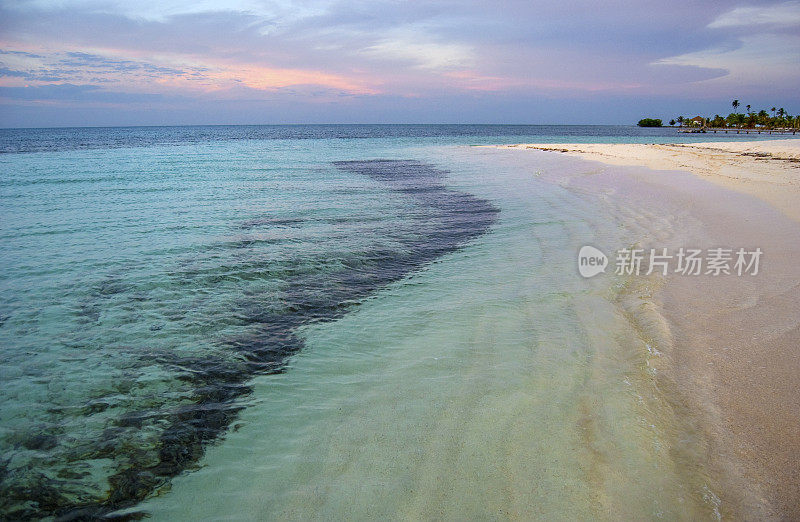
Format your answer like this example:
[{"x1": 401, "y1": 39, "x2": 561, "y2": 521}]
[{"x1": 495, "y1": 139, "x2": 800, "y2": 221}]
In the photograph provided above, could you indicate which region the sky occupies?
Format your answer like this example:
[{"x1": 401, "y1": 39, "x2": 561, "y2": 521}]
[{"x1": 0, "y1": 0, "x2": 798, "y2": 126}]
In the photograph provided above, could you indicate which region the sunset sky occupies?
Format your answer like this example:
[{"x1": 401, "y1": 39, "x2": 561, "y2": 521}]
[{"x1": 1, "y1": 0, "x2": 798, "y2": 126}]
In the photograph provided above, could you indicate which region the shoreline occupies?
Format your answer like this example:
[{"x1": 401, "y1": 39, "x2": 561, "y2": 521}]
[
  {"x1": 125, "y1": 143, "x2": 732, "y2": 520},
  {"x1": 494, "y1": 140, "x2": 800, "y2": 222},
  {"x1": 493, "y1": 139, "x2": 800, "y2": 519}
]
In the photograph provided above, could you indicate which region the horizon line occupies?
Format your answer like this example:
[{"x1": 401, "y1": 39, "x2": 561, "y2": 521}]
[{"x1": 0, "y1": 123, "x2": 656, "y2": 130}]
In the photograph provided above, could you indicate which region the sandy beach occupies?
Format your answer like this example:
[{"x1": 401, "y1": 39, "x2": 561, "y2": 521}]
[
  {"x1": 501, "y1": 140, "x2": 800, "y2": 222},
  {"x1": 495, "y1": 139, "x2": 800, "y2": 519}
]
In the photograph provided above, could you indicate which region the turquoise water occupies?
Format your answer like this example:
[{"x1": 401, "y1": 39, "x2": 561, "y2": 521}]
[{"x1": 0, "y1": 126, "x2": 779, "y2": 519}]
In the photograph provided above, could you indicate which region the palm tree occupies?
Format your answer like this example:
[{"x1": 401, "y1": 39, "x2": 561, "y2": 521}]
[
  {"x1": 746, "y1": 104, "x2": 751, "y2": 114},
  {"x1": 669, "y1": 119, "x2": 676, "y2": 126},
  {"x1": 771, "y1": 107, "x2": 777, "y2": 117},
  {"x1": 777, "y1": 108, "x2": 786, "y2": 129},
  {"x1": 758, "y1": 109, "x2": 768, "y2": 126},
  {"x1": 677, "y1": 116, "x2": 684, "y2": 127},
  {"x1": 732, "y1": 99, "x2": 740, "y2": 113}
]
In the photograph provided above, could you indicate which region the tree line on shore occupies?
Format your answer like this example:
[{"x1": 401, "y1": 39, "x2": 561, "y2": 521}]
[{"x1": 670, "y1": 100, "x2": 797, "y2": 129}]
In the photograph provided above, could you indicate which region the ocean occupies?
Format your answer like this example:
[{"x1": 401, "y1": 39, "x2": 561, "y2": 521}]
[{"x1": 0, "y1": 125, "x2": 783, "y2": 519}]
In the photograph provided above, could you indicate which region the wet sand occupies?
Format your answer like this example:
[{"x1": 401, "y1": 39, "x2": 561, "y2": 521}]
[{"x1": 495, "y1": 140, "x2": 800, "y2": 519}]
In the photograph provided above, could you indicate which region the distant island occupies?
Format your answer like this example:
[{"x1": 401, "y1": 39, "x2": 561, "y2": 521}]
[
  {"x1": 637, "y1": 118, "x2": 662, "y2": 127},
  {"x1": 669, "y1": 100, "x2": 797, "y2": 130},
  {"x1": 638, "y1": 101, "x2": 797, "y2": 131}
]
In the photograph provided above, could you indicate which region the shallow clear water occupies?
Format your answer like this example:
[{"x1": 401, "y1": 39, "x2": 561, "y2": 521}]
[
  {"x1": 0, "y1": 126, "x2": 775, "y2": 519},
  {"x1": 133, "y1": 147, "x2": 714, "y2": 520}
]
